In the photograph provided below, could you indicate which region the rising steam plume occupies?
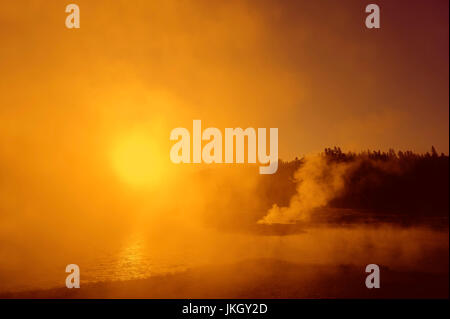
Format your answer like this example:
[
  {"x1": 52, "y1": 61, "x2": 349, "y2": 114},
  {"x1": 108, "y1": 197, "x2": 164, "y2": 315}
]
[
  {"x1": 258, "y1": 155, "x2": 355, "y2": 224},
  {"x1": 257, "y1": 150, "x2": 415, "y2": 225}
]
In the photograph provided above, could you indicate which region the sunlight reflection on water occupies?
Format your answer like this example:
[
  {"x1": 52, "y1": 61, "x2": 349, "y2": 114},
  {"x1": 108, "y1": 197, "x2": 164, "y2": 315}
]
[{"x1": 80, "y1": 233, "x2": 188, "y2": 284}]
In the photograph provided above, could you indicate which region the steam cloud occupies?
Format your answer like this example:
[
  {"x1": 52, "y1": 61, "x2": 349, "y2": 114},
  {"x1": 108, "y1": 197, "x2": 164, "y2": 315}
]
[{"x1": 258, "y1": 156, "x2": 354, "y2": 224}]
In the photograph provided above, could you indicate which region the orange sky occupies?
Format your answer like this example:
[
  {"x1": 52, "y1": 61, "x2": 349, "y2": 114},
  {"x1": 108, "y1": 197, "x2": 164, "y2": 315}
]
[{"x1": 0, "y1": 0, "x2": 448, "y2": 163}]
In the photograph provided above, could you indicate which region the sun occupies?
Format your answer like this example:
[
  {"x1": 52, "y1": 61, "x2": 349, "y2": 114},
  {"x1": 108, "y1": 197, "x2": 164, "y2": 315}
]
[{"x1": 111, "y1": 131, "x2": 169, "y2": 188}]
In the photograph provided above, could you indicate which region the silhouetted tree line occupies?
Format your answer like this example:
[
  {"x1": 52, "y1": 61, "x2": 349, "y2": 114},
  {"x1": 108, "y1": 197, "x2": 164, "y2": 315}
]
[
  {"x1": 322, "y1": 146, "x2": 446, "y2": 163},
  {"x1": 258, "y1": 147, "x2": 449, "y2": 217}
]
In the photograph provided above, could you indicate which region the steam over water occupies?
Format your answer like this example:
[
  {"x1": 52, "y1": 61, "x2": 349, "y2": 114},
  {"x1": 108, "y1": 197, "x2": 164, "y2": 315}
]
[{"x1": 1, "y1": 220, "x2": 447, "y2": 294}]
